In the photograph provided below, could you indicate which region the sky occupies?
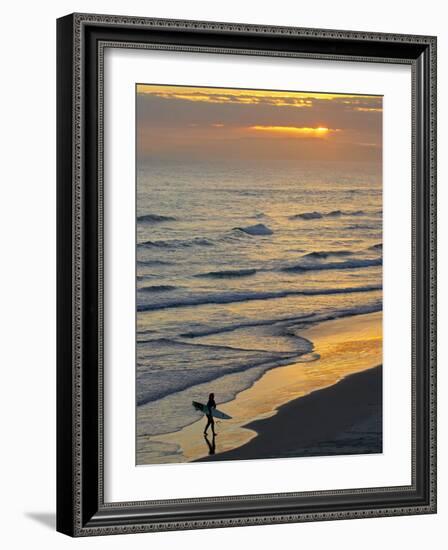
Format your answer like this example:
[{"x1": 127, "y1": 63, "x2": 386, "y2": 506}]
[{"x1": 136, "y1": 84, "x2": 382, "y2": 163}]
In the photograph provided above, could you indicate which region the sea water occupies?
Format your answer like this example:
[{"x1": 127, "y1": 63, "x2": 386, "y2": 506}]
[{"x1": 136, "y1": 159, "x2": 382, "y2": 450}]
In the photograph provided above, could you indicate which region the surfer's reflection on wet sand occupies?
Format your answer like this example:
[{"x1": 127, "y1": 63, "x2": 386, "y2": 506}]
[{"x1": 204, "y1": 433, "x2": 216, "y2": 455}]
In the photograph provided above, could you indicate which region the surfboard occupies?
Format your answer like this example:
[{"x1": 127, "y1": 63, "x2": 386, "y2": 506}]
[{"x1": 192, "y1": 401, "x2": 232, "y2": 420}]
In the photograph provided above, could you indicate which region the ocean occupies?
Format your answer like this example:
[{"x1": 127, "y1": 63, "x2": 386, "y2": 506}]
[{"x1": 136, "y1": 159, "x2": 382, "y2": 459}]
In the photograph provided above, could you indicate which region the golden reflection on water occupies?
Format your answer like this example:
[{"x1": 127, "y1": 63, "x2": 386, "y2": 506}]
[{"x1": 140, "y1": 311, "x2": 382, "y2": 463}]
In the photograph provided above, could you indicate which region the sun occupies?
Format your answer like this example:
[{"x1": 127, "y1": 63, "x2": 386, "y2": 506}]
[{"x1": 248, "y1": 125, "x2": 338, "y2": 138}]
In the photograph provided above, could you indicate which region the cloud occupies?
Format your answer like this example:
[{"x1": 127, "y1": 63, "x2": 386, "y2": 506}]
[
  {"x1": 136, "y1": 85, "x2": 382, "y2": 112},
  {"x1": 354, "y1": 107, "x2": 383, "y2": 112},
  {"x1": 137, "y1": 86, "x2": 314, "y2": 108}
]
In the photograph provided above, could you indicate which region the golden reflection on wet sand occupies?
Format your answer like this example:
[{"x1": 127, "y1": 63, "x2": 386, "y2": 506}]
[{"x1": 139, "y1": 311, "x2": 382, "y2": 463}]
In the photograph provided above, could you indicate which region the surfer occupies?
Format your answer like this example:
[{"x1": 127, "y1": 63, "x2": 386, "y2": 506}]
[{"x1": 204, "y1": 393, "x2": 217, "y2": 436}]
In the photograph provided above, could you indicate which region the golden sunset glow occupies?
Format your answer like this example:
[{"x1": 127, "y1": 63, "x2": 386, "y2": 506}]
[
  {"x1": 136, "y1": 84, "x2": 379, "y2": 108},
  {"x1": 355, "y1": 107, "x2": 383, "y2": 112},
  {"x1": 136, "y1": 83, "x2": 382, "y2": 162},
  {"x1": 136, "y1": 86, "x2": 312, "y2": 107},
  {"x1": 249, "y1": 125, "x2": 339, "y2": 138}
]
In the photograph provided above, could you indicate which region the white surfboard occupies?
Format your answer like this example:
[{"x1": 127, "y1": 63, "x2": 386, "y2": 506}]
[{"x1": 192, "y1": 401, "x2": 232, "y2": 420}]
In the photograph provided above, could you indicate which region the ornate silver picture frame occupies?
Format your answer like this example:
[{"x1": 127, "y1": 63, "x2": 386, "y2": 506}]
[{"x1": 57, "y1": 13, "x2": 436, "y2": 536}]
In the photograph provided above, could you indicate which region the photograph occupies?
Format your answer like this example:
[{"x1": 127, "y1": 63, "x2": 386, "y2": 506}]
[
  {"x1": 135, "y1": 84, "x2": 383, "y2": 465},
  {"x1": 55, "y1": 9, "x2": 437, "y2": 537}
]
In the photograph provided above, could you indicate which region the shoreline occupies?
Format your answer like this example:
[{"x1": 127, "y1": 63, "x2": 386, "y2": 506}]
[
  {"x1": 137, "y1": 310, "x2": 382, "y2": 464},
  {"x1": 198, "y1": 365, "x2": 382, "y2": 462}
]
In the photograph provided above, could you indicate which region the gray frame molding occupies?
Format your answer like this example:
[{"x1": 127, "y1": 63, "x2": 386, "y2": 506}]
[{"x1": 57, "y1": 13, "x2": 437, "y2": 536}]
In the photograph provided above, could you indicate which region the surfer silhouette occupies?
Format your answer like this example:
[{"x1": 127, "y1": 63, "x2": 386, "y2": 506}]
[{"x1": 204, "y1": 393, "x2": 217, "y2": 436}]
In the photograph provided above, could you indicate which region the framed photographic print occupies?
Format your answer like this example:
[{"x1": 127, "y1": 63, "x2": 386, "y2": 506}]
[{"x1": 56, "y1": 13, "x2": 437, "y2": 536}]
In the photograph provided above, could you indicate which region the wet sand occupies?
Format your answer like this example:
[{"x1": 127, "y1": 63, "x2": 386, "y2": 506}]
[
  {"x1": 198, "y1": 365, "x2": 382, "y2": 461},
  {"x1": 138, "y1": 311, "x2": 382, "y2": 464}
]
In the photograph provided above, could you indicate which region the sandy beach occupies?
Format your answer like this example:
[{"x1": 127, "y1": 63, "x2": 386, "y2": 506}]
[
  {"x1": 138, "y1": 310, "x2": 382, "y2": 464},
  {"x1": 199, "y1": 365, "x2": 382, "y2": 461}
]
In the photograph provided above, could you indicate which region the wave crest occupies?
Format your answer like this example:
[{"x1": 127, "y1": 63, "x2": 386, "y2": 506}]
[
  {"x1": 137, "y1": 284, "x2": 381, "y2": 312},
  {"x1": 290, "y1": 209, "x2": 379, "y2": 220},
  {"x1": 195, "y1": 268, "x2": 257, "y2": 279},
  {"x1": 137, "y1": 214, "x2": 176, "y2": 223},
  {"x1": 345, "y1": 224, "x2": 379, "y2": 230},
  {"x1": 233, "y1": 223, "x2": 273, "y2": 236},
  {"x1": 302, "y1": 250, "x2": 353, "y2": 259},
  {"x1": 138, "y1": 237, "x2": 214, "y2": 249},
  {"x1": 290, "y1": 211, "x2": 322, "y2": 220},
  {"x1": 137, "y1": 259, "x2": 173, "y2": 266},
  {"x1": 140, "y1": 285, "x2": 178, "y2": 293},
  {"x1": 283, "y1": 257, "x2": 382, "y2": 273}
]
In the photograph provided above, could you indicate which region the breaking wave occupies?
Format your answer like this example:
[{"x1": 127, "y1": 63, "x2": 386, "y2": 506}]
[
  {"x1": 233, "y1": 223, "x2": 273, "y2": 236},
  {"x1": 290, "y1": 209, "x2": 380, "y2": 220},
  {"x1": 195, "y1": 268, "x2": 257, "y2": 279},
  {"x1": 137, "y1": 284, "x2": 381, "y2": 312},
  {"x1": 137, "y1": 214, "x2": 176, "y2": 223},
  {"x1": 302, "y1": 250, "x2": 353, "y2": 259},
  {"x1": 282, "y1": 257, "x2": 382, "y2": 273},
  {"x1": 140, "y1": 285, "x2": 178, "y2": 293},
  {"x1": 138, "y1": 237, "x2": 214, "y2": 249}
]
